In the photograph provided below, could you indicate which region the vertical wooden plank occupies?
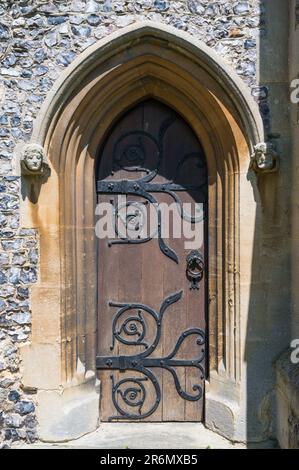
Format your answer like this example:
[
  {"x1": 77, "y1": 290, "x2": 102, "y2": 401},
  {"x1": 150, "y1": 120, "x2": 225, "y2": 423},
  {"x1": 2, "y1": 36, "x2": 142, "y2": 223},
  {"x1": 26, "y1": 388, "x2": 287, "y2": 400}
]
[{"x1": 160, "y1": 113, "x2": 187, "y2": 421}]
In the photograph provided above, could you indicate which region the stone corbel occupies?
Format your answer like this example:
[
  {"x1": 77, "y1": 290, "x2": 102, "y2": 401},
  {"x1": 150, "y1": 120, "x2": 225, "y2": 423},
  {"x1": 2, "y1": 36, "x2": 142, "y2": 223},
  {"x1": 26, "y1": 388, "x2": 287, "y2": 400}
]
[
  {"x1": 20, "y1": 143, "x2": 50, "y2": 177},
  {"x1": 250, "y1": 142, "x2": 279, "y2": 174}
]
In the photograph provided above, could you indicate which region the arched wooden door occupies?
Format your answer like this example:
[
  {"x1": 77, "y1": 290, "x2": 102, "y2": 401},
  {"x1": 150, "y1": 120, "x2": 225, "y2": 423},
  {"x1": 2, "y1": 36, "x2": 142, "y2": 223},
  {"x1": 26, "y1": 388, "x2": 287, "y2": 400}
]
[{"x1": 96, "y1": 99, "x2": 207, "y2": 422}]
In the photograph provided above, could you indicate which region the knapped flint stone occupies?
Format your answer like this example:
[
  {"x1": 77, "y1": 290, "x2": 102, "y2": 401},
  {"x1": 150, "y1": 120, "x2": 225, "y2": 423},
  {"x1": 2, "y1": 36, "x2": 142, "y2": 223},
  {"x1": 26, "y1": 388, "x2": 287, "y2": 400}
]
[
  {"x1": 5, "y1": 176, "x2": 19, "y2": 182},
  {"x1": 19, "y1": 57, "x2": 34, "y2": 68},
  {"x1": 17, "y1": 80, "x2": 37, "y2": 92},
  {"x1": 27, "y1": 94, "x2": 43, "y2": 104},
  {"x1": 11, "y1": 128, "x2": 23, "y2": 140},
  {"x1": 2, "y1": 239, "x2": 22, "y2": 251},
  {"x1": 8, "y1": 390, "x2": 20, "y2": 402},
  {"x1": 87, "y1": 14, "x2": 102, "y2": 26},
  {"x1": 244, "y1": 39, "x2": 256, "y2": 49},
  {"x1": 2, "y1": 55, "x2": 17, "y2": 68},
  {"x1": 35, "y1": 65, "x2": 49, "y2": 76},
  {"x1": 12, "y1": 253, "x2": 26, "y2": 266},
  {"x1": 0, "y1": 214, "x2": 7, "y2": 227},
  {"x1": 44, "y1": 31, "x2": 58, "y2": 48},
  {"x1": 174, "y1": 21, "x2": 188, "y2": 31},
  {"x1": 26, "y1": 430, "x2": 37, "y2": 443},
  {"x1": 0, "y1": 299, "x2": 6, "y2": 312},
  {"x1": 70, "y1": 15, "x2": 85, "y2": 25},
  {"x1": 4, "y1": 413, "x2": 22, "y2": 428},
  {"x1": 0, "y1": 377, "x2": 14, "y2": 388},
  {"x1": 0, "y1": 23, "x2": 10, "y2": 40},
  {"x1": 0, "y1": 115, "x2": 9, "y2": 126},
  {"x1": 0, "y1": 230, "x2": 15, "y2": 238},
  {"x1": 28, "y1": 248, "x2": 38, "y2": 265},
  {"x1": 86, "y1": 0, "x2": 100, "y2": 13},
  {"x1": 0, "y1": 286, "x2": 15, "y2": 298},
  {"x1": 153, "y1": 0, "x2": 169, "y2": 11},
  {"x1": 205, "y1": 4, "x2": 218, "y2": 16},
  {"x1": 47, "y1": 16, "x2": 68, "y2": 26},
  {"x1": 23, "y1": 414, "x2": 36, "y2": 429},
  {"x1": 7, "y1": 354, "x2": 19, "y2": 372},
  {"x1": 0, "y1": 194, "x2": 19, "y2": 211},
  {"x1": 20, "y1": 268, "x2": 37, "y2": 284},
  {"x1": 187, "y1": 1, "x2": 205, "y2": 15},
  {"x1": 0, "y1": 314, "x2": 12, "y2": 327},
  {"x1": 20, "y1": 6, "x2": 35, "y2": 16},
  {"x1": 71, "y1": 25, "x2": 92, "y2": 38},
  {"x1": 103, "y1": 0, "x2": 112, "y2": 12},
  {"x1": 20, "y1": 69, "x2": 33, "y2": 82},
  {"x1": 40, "y1": 3, "x2": 59, "y2": 14},
  {"x1": 27, "y1": 15, "x2": 47, "y2": 29},
  {"x1": 15, "y1": 401, "x2": 35, "y2": 415},
  {"x1": 9, "y1": 216, "x2": 19, "y2": 230},
  {"x1": 71, "y1": 0, "x2": 87, "y2": 12},
  {"x1": 0, "y1": 272, "x2": 7, "y2": 284},
  {"x1": 0, "y1": 128, "x2": 10, "y2": 138},
  {"x1": 4, "y1": 343, "x2": 17, "y2": 357},
  {"x1": 0, "y1": 160, "x2": 12, "y2": 174},
  {"x1": 9, "y1": 267, "x2": 21, "y2": 285},
  {"x1": 0, "y1": 387, "x2": 8, "y2": 401},
  {"x1": 18, "y1": 228, "x2": 36, "y2": 236},
  {"x1": 33, "y1": 49, "x2": 47, "y2": 64},
  {"x1": 22, "y1": 238, "x2": 37, "y2": 248},
  {"x1": 4, "y1": 428, "x2": 20, "y2": 442},
  {"x1": 0, "y1": 150, "x2": 12, "y2": 162},
  {"x1": 12, "y1": 330, "x2": 29, "y2": 342},
  {"x1": 234, "y1": 2, "x2": 250, "y2": 16},
  {"x1": 0, "y1": 443, "x2": 10, "y2": 449},
  {"x1": 56, "y1": 50, "x2": 77, "y2": 66},
  {"x1": 17, "y1": 287, "x2": 29, "y2": 299},
  {"x1": 12, "y1": 311, "x2": 31, "y2": 325},
  {"x1": 1, "y1": 68, "x2": 20, "y2": 77},
  {"x1": 59, "y1": 23, "x2": 69, "y2": 35},
  {"x1": 10, "y1": 115, "x2": 21, "y2": 126}
]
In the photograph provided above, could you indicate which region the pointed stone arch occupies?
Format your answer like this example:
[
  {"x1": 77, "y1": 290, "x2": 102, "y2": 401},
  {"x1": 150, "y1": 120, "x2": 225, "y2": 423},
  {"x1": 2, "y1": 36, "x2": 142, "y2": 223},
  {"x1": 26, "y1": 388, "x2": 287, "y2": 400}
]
[{"x1": 20, "y1": 22, "x2": 263, "y2": 441}]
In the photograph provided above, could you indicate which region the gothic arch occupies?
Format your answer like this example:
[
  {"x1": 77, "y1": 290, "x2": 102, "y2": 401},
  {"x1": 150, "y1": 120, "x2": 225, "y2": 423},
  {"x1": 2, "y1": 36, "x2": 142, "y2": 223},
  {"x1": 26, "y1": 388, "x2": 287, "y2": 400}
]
[{"x1": 20, "y1": 22, "x2": 263, "y2": 441}]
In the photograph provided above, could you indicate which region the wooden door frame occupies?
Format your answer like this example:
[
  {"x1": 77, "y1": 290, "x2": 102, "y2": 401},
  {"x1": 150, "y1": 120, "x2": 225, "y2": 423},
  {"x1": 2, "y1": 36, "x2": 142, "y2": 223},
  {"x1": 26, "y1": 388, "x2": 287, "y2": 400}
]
[{"x1": 19, "y1": 22, "x2": 264, "y2": 442}]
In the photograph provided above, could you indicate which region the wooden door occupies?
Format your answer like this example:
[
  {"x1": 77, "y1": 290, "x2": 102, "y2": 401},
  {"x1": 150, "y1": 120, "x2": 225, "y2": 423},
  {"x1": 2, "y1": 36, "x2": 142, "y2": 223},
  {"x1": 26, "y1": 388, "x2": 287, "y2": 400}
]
[{"x1": 96, "y1": 100, "x2": 207, "y2": 422}]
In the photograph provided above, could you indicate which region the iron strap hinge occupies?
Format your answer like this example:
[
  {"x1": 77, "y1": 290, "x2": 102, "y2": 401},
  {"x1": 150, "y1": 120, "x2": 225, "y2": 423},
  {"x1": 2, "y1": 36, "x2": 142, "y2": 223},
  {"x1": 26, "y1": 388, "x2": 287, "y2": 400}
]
[
  {"x1": 96, "y1": 355, "x2": 204, "y2": 370},
  {"x1": 96, "y1": 179, "x2": 207, "y2": 198}
]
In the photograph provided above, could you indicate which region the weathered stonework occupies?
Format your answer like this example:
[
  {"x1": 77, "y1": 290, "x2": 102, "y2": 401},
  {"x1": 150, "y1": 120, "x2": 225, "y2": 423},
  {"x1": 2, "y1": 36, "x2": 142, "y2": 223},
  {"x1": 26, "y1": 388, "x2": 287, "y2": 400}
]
[{"x1": 0, "y1": 0, "x2": 295, "y2": 449}]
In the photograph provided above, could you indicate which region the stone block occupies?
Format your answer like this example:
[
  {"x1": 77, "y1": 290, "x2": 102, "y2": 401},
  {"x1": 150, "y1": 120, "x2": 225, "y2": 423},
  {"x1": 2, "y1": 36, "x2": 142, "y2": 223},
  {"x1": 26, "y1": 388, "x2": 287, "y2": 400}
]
[{"x1": 37, "y1": 378, "x2": 100, "y2": 442}]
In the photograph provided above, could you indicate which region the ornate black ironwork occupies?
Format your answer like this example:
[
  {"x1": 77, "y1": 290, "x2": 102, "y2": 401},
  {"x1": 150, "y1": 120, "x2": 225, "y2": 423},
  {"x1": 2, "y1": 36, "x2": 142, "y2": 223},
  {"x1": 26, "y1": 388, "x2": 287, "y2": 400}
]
[
  {"x1": 97, "y1": 116, "x2": 207, "y2": 263},
  {"x1": 186, "y1": 250, "x2": 204, "y2": 290},
  {"x1": 97, "y1": 173, "x2": 207, "y2": 263},
  {"x1": 96, "y1": 291, "x2": 205, "y2": 421}
]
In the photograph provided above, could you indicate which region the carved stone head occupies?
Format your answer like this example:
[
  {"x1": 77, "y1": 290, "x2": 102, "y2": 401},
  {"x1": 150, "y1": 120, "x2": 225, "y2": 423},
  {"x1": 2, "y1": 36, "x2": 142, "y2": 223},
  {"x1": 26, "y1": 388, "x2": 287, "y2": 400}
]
[
  {"x1": 21, "y1": 144, "x2": 48, "y2": 175},
  {"x1": 250, "y1": 142, "x2": 279, "y2": 173}
]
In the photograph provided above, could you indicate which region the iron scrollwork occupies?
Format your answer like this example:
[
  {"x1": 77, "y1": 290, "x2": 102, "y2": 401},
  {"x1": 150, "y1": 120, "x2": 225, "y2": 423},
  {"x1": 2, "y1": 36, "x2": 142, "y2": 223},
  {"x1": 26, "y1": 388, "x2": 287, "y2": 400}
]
[
  {"x1": 96, "y1": 291, "x2": 206, "y2": 421},
  {"x1": 97, "y1": 116, "x2": 207, "y2": 264},
  {"x1": 186, "y1": 250, "x2": 204, "y2": 290}
]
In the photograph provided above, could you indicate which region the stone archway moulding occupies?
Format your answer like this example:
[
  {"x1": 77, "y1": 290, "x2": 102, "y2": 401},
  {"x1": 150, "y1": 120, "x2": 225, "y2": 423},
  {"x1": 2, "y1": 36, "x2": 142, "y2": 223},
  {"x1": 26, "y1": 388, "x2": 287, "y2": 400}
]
[{"x1": 19, "y1": 22, "x2": 263, "y2": 442}]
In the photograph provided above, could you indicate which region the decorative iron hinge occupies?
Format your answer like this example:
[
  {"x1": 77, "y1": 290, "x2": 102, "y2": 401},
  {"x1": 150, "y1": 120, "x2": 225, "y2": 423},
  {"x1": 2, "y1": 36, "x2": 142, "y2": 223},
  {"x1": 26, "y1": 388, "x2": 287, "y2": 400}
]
[{"x1": 96, "y1": 292, "x2": 205, "y2": 421}]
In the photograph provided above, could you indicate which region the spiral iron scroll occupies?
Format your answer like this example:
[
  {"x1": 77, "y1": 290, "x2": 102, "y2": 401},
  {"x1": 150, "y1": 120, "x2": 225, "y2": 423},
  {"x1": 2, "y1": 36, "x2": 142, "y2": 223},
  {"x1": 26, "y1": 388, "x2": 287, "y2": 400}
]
[
  {"x1": 96, "y1": 291, "x2": 205, "y2": 421},
  {"x1": 97, "y1": 116, "x2": 207, "y2": 263}
]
